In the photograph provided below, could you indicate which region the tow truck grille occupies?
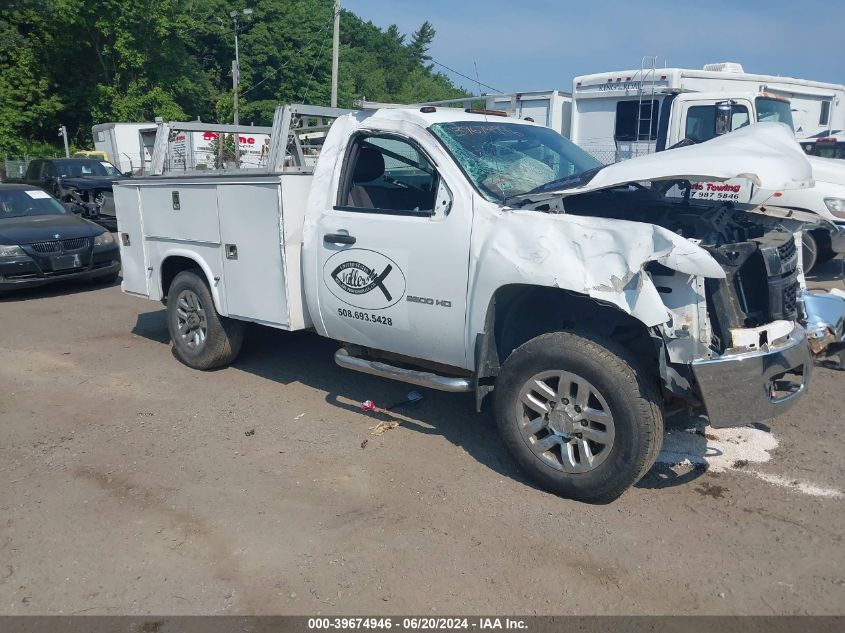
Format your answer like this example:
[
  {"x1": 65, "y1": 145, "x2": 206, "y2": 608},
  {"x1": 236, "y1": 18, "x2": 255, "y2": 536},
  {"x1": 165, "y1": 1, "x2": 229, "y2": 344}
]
[{"x1": 30, "y1": 238, "x2": 90, "y2": 253}]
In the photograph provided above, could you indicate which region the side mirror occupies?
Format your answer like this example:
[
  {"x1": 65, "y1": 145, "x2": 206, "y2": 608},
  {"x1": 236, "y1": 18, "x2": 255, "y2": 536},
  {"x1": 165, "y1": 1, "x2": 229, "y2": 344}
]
[
  {"x1": 434, "y1": 179, "x2": 453, "y2": 216},
  {"x1": 714, "y1": 102, "x2": 732, "y2": 137},
  {"x1": 122, "y1": 171, "x2": 132, "y2": 177}
]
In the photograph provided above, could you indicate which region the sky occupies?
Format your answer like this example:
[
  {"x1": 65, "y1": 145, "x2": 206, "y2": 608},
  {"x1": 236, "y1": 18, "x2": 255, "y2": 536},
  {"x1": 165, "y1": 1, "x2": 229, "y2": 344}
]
[{"x1": 343, "y1": 0, "x2": 843, "y2": 94}]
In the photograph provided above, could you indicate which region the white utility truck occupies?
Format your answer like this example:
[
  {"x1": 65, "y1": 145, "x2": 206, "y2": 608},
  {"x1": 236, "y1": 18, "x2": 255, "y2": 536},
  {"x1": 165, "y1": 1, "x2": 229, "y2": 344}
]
[{"x1": 115, "y1": 104, "x2": 817, "y2": 502}]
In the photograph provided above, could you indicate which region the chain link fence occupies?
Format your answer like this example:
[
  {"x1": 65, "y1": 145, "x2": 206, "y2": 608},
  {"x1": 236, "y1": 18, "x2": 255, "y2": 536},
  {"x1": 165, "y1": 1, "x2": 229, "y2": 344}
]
[
  {"x1": 579, "y1": 146, "x2": 654, "y2": 166},
  {"x1": 2, "y1": 153, "x2": 62, "y2": 181}
]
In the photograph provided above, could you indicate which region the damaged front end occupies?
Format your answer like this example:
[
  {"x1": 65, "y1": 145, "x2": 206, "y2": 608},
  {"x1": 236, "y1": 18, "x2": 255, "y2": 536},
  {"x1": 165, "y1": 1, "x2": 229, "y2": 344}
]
[
  {"x1": 801, "y1": 288, "x2": 845, "y2": 368},
  {"x1": 535, "y1": 190, "x2": 816, "y2": 428}
]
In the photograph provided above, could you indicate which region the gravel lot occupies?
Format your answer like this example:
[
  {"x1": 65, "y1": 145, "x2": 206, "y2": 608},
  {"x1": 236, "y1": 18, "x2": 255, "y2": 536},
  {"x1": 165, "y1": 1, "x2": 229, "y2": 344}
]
[{"x1": 1, "y1": 258, "x2": 844, "y2": 615}]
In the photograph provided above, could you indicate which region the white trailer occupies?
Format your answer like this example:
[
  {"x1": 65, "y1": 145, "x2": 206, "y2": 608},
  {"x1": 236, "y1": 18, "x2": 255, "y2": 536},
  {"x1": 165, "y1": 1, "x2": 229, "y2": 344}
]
[{"x1": 92, "y1": 122, "x2": 157, "y2": 175}]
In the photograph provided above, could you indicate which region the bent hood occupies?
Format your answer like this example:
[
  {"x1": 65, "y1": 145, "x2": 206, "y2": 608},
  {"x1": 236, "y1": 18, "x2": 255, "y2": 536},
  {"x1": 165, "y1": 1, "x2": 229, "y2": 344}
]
[{"x1": 523, "y1": 122, "x2": 813, "y2": 201}]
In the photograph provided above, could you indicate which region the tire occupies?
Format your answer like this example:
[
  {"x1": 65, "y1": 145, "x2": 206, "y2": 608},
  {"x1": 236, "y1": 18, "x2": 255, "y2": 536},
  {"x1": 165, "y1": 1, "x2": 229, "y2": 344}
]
[
  {"x1": 802, "y1": 231, "x2": 818, "y2": 275},
  {"x1": 166, "y1": 270, "x2": 244, "y2": 370},
  {"x1": 813, "y1": 230, "x2": 836, "y2": 265},
  {"x1": 493, "y1": 331, "x2": 663, "y2": 503}
]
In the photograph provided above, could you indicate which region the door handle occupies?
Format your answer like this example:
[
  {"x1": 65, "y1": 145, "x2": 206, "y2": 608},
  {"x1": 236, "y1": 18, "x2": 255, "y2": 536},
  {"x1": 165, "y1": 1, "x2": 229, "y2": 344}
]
[{"x1": 324, "y1": 233, "x2": 356, "y2": 245}]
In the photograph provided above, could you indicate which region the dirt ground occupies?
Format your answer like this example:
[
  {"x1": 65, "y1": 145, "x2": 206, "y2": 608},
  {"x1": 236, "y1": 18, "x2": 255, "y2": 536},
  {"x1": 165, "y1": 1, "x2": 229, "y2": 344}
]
[{"x1": 1, "y1": 258, "x2": 844, "y2": 616}]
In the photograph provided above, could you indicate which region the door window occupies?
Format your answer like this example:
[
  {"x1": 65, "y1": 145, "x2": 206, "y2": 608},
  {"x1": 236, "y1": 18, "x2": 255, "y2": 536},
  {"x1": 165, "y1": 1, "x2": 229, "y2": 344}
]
[
  {"x1": 338, "y1": 135, "x2": 438, "y2": 215},
  {"x1": 685, "y1": 104, "x2": 750, "y2": 143}
]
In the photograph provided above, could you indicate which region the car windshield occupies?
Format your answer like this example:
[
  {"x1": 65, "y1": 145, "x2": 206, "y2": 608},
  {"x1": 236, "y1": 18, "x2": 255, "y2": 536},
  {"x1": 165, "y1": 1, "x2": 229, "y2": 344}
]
[
  {"x1": 756, "y1": 97, "x2": 795, "y2": 131},
  {"x1": 429, "y1": 121, "x2": 603, "y2": 202},
  {"x1": 0, "y1": 189, "x2": 68, "y2": 218},
  {"x1": 53, "y1": 159, "x2": 121, "y2": 177}
]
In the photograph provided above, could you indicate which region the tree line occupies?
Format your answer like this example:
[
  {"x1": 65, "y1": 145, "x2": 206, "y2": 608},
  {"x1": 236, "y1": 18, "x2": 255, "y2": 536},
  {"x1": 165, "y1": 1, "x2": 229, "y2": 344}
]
[{"x1": 0, "y1": 0, "x2": 466, "y2": 154}]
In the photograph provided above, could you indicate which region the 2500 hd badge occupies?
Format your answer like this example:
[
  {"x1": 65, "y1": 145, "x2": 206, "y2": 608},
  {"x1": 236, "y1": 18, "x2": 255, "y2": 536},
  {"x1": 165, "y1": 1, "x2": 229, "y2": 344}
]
[{"x1": 323, "y1": 249, "x2": 406, "y2": 311}]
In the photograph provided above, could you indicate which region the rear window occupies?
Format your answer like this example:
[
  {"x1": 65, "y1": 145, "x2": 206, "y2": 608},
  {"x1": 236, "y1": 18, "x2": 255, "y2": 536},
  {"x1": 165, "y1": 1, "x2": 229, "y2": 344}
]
[{"x1": 615, "y1": 100, "x2": 659, "y2": 141}]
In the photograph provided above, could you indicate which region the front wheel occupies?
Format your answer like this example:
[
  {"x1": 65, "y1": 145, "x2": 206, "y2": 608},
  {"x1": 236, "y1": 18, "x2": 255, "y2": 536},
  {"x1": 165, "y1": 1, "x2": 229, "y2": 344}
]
[
  {"x1": 493, "y1": 331, "x2": 663, "y2": 503},
  {"x1": 166, "y1": 270, "x2": 244, "y2": 369}
]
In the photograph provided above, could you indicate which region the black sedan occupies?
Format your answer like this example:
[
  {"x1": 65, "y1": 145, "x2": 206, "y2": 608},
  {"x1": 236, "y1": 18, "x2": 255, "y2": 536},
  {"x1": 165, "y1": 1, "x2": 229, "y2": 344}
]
[{"x1": 0, "y1": 184, "x2": 121, "y2": 292}]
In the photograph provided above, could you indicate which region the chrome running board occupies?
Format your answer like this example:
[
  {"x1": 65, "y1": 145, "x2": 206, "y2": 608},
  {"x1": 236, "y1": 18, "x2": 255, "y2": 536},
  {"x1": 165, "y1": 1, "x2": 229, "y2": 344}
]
[{"x1": 334, "y1": 348, "x2": 473, "y2": 393}]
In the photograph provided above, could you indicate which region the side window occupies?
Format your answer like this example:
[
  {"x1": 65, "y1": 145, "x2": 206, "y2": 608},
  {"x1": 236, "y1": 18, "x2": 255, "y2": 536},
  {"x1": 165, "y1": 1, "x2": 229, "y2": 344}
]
[
  {"x1": 819, "y1": 100, "x2": 831, "y2": 126},
  {"x1": 40, "y1": 162, "x2": 54, "y2": 179},
  {"x1": 27, "y1": 160, "x2": 41, "y2": 179},
  {"x1": 339, "y1": 135, "x2": 438, "y2": 215},
  {"x1": 615, "y1": 100, "x2": 659, "y2": 141},
  {"x1": 685, "y1": 105, "x2": 749, "y2": 143}
]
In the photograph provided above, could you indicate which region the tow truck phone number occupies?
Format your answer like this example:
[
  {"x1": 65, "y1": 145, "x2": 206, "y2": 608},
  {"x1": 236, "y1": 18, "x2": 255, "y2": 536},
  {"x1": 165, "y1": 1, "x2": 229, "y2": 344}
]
[{"x1": 338, "y1": 308, "x2": 393, "y2": 326}]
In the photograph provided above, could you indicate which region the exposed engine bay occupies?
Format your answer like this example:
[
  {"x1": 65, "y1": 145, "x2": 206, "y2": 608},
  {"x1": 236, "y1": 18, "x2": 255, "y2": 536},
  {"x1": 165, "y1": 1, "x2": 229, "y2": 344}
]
[{"x1": 539, "y1": 184, "x2": 803, "y2": 353}]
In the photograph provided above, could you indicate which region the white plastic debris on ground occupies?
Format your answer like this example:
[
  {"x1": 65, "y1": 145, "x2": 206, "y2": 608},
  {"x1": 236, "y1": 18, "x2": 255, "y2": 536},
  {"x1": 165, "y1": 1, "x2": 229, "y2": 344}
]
[{"x1": 657, "y1": 425, "x2": 843, "y2": 499}]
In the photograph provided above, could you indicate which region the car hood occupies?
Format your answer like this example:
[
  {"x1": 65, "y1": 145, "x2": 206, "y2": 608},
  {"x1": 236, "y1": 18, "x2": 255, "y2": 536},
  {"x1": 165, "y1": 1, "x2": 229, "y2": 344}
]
[
  {"x1": 0, "y1": 213, "x2": 102, "y2": 244},
  {"x1": 58, "y1": 175, "x2": 118, "y2": 189},
  {"x1": 514, "y1": 122, "x2": 813, "y2": 203}
]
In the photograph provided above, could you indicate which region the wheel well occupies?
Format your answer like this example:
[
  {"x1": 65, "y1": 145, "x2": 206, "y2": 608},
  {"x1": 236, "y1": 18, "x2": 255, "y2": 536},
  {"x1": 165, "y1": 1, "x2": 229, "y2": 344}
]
[
  {"x1": 160, "y1": 256, "x2": 204, "y2": 299},
  {"x1": 488, "y1": 285, "x2": 658, "y2": 375}
]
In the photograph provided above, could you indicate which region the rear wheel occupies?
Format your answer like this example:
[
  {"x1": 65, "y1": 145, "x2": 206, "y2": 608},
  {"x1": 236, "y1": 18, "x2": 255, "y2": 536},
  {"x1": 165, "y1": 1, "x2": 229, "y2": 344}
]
[
  {"x1": 166, "y1": 270, "x2": 244, "y2": 369},
  {"x1": 493, "y1": 331, "x2": 663, "y2": 503}
]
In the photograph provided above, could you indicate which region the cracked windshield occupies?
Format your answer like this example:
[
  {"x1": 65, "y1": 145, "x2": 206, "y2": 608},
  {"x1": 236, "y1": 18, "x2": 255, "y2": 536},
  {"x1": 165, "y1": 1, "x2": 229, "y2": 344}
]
[{"x1": 429, "y1": 120, "x2": 602, "y2": 202}]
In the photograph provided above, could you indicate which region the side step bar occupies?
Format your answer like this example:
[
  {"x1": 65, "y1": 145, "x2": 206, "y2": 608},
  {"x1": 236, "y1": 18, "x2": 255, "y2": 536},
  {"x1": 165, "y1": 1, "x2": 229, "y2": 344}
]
[{"x1": 334, "y1": 348, "x2": 473, "y2": 393}]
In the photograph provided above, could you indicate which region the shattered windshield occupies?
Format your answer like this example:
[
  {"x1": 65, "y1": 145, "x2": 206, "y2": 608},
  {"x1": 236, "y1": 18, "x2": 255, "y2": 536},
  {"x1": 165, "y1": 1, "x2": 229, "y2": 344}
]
[{"x1": 429, "y1": 121, "x2": 602, "y2": 203}]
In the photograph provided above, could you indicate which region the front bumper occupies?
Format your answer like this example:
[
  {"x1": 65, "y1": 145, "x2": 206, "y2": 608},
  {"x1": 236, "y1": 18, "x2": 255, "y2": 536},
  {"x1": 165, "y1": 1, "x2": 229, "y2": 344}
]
[
  {"x1": 0, "y1": 243, "x2": 120, "y2": 291},
  {"x1": 800, "y1": 288, "x2": 845, "y2": 365},
  {"x1": 691, "y1": 325, "x2": 812, "y2": 428}
]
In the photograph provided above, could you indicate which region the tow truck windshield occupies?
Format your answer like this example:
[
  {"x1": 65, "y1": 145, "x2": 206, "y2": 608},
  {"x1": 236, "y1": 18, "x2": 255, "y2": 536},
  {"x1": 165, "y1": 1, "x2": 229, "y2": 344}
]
[
  {"x1": 429, "y1": 121, "x2": 602, "y2": 203},
  {"x1": 756, "y1": 97, "x2": 794, "y2": 130}
]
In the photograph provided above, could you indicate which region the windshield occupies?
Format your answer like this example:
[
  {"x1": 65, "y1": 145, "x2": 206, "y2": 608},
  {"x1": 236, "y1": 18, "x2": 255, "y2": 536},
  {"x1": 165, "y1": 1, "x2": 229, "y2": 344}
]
[
  {"x1": 429, "y1": 121, "x2": 602, "y2": 202},
  {"x1": 0, "y1": 189, "x2": 68, "y2": 219},
  {"x1": 53, "y1": 159, "x2": 122, "y2": 177},
  {"x1": 756, "y1": 98, "x2": 794, "y2": 131}
]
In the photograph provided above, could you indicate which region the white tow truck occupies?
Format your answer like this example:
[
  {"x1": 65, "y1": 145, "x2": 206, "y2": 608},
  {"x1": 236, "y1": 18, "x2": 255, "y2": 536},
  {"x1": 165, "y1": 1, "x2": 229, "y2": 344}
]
[
  {"x1": 567, "y1": 61, "x2": 845, "y2": 273},
  {"x1": 115, "y1": 104, "x2": 817, "y2": 502}
]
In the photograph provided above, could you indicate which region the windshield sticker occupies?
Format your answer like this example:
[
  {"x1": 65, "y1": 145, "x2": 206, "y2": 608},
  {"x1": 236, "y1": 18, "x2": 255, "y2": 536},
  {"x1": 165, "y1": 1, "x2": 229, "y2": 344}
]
[
  {"x1": 324, "y1": 249, "x2": 406, "y2": 310},
  {"x1": 25, "y1": 190, "x2": 51, "y2": 199}
]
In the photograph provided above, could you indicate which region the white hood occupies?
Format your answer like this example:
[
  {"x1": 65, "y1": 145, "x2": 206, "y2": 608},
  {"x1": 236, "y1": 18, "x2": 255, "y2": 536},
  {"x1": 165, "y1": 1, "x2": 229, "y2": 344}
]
[{"x1": 528, "y1": 122, "x2": 814, "y2": 200}]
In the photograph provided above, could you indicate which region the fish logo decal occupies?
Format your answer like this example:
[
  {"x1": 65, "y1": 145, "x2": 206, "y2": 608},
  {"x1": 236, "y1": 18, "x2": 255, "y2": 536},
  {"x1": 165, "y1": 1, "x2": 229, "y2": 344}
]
[
  {"x1": 331, "y1": 261, "x2": 394, "y2": 301},
  {"x1": 324, "y1": 249, "x2": 405, "y2": 310}
]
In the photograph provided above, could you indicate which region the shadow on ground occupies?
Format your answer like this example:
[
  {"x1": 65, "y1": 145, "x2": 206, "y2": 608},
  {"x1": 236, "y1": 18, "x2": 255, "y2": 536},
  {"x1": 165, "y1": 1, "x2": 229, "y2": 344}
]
[
  {"x1": 0, "y1": 274, "x2": 121, "y2": 303},
  {"x1": 133, "y1": 308, "x2": 720, "y2": 497}
]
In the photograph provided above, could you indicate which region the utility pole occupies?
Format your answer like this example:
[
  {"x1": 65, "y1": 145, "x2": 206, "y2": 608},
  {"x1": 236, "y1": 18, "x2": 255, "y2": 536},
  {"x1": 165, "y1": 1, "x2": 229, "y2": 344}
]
[
  {"x1": 229, "y1": 8, "x2": 253, "y2": 165},
  {"x1": 330, "y1": 0, "x2": 340, "y2": 107},
  {"x1": 58, "y1": 125, "x2": 69, "y2": 158}
]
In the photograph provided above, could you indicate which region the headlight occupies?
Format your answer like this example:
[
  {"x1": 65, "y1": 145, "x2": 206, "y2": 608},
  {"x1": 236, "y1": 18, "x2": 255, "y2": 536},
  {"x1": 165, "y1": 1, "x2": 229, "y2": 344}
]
[
  {"x1": 824, "y1": 198, "x2": 845, "y2": 219},
  {"x1": 0, "y1": 244, "x2": 25, "y2": 257},
  {"x1": 94, "y1": 232, "x2": 115, "y2": 247}
]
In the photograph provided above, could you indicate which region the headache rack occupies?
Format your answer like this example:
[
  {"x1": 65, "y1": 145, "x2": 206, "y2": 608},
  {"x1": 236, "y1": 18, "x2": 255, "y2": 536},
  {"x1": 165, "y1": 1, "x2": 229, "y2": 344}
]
[{"x1": 147, "y1": 104, "x2": 356, "y2": 177}]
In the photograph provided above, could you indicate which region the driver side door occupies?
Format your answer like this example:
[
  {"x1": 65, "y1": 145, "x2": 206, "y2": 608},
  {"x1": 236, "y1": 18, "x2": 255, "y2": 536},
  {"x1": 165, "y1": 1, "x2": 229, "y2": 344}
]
[{"x1": 314, "y1": 130, "x2": 473, "y2": 369}]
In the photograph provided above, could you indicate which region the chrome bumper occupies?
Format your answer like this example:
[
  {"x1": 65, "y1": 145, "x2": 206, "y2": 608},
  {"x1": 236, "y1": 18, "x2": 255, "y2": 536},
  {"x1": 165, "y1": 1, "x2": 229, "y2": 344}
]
[
  {"x1": 800, "y1": 289, "x2": 845, "y2": 364},
  {"x1": 691, "y1": 325, "x2": 812, "y2": 428}
]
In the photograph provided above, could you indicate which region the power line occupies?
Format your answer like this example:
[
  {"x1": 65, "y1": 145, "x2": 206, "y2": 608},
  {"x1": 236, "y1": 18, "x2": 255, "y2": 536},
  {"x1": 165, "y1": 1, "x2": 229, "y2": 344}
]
[
  {"x1": 242, "y1": 6, "x2": 340, "y2": 97},
  {"x1": 430, "y1": 59, "x2": 503, "y2": 94}
]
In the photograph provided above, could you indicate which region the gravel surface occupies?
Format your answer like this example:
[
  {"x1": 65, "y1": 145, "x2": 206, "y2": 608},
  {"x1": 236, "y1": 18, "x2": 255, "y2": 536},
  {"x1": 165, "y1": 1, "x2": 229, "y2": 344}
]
[{"x1": 1, "y1": 258, "x2": 843, "y2": 615}]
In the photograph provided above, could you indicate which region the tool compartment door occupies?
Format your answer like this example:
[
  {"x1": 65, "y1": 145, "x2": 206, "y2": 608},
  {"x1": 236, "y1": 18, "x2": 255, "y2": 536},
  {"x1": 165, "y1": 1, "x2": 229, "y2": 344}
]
[
  {"x1": 114, "y1": 184, "x2": 149, "y2": 296},
  {"x1": 217, "y1": 183, "x2": 289, "y2": 327}
]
